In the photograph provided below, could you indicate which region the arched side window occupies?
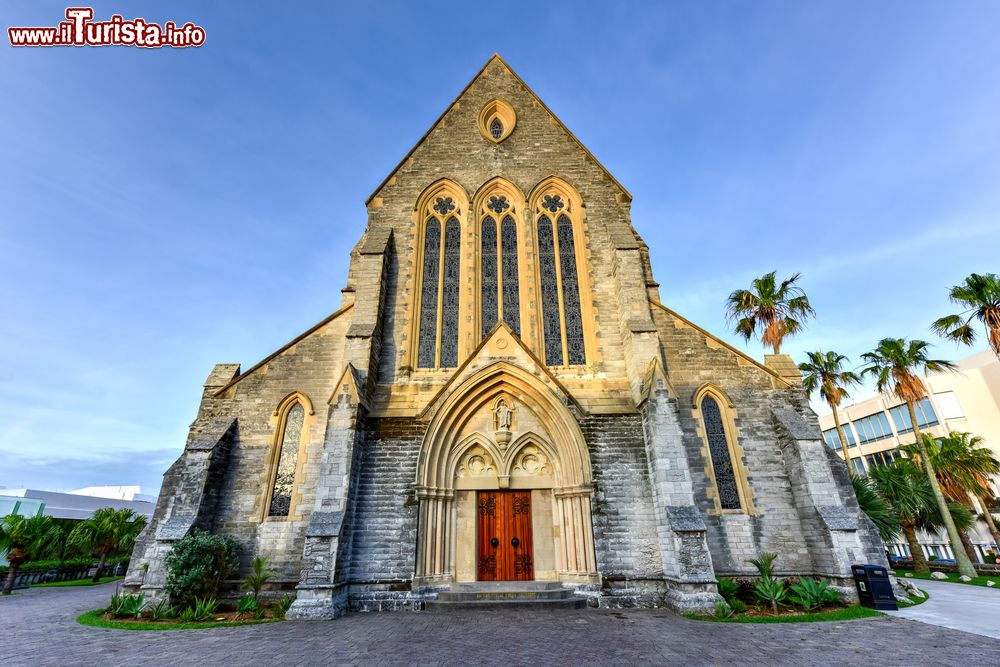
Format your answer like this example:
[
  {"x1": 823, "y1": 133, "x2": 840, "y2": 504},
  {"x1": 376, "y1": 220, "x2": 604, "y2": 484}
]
[
  {"x1": 533, "y1": 183, "x2": 588, "y2": 367},
  {"x1": 500, "y1": 216, "x2": 521, "y2": 336},
  {"x1": 694, "y1": 388, "x2": 754, "y2": 513},
  {"x1": 481, "y1": 216, "x2": 499, "y2": 338},
  {"x1": 414, "y1": 182, "x2": 466, "y2": 370},
  {"x1": 475, "y1": 181, "x2": 525, "y2": 342},
  {"x1": 268, "y1": 403, "x2": 305, "y2": 517}
]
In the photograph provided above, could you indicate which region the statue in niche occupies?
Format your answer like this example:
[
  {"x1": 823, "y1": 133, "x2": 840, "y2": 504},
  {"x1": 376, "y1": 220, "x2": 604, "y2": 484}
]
[
  {"x1": 495, "y1": 399, "x2": 514, "y2": 431},
  {"x1": 493, "y1": 398, "x2": 515, "y2": 448}
]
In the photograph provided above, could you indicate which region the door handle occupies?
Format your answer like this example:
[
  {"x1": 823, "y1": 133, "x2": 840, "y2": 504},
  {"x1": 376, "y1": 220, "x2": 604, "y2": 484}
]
[
  {"x1": 491, "y1": 537, "x2": 499, "y2": 549},
  {"x1": 511, "y1": 537, "x2": 520, "y2": 548}
]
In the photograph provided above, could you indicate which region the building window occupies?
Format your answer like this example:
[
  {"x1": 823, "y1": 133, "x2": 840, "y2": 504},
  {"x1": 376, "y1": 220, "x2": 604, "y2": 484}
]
[
  {"x1": 268, "y1": 403, "x2": 304, "y2": 517},
  {"x1": 480, "y1": 214, "x2": 521, "y2": 338},
  {"x1": 416, "y1": 208, "x2": 462, "y2": 369},
  {"x1": 934, "y1": 391, "x2": 965, "y2": 420},
  {"x1": 700, "y1": 395, "x2": 743, "y2": 511},
  {"x1": 849, "y1": 457, "x2": 866, "y2": 476},
  {"x1": 851, "y1": 412, "x2": 893, "y2": 444},
  {"x1": 888, "y1": 399, "x2": 938, "y2": 434},
  {"x1": 417, "y1": 218, "x2": 441, "y2": 368},
  {"x1": 823, "y1": 426, "x2": 857, "y2": 450},
  {"x1": 440, "y1": 218, "x2": 461, "y2": 368},
  {"x1": 864, "y1": 448, "x2": 903, "y2": 469},
  {"x1": 536, "y1": 213, "x2": 587, "y2": 366}
]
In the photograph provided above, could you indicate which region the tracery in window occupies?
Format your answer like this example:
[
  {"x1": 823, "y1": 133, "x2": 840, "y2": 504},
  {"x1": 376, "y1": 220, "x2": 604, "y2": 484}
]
[
  {"x1": 481, "y1": 216, "x2": 499, "y2": 338},
  {"x1": 533, "y1": 181, "x2": 588, "y2": 367},
  {"x1": 537, "y1": 215, "x2": 563, "y2": 365},
  {"x1": 440, "y1": 218, "x2": 461, "y2": 367},
  {"x1": 700, "y1": 395, "x2": 742, "y2": 511},
  {"x1": 414, "y1": 181, "x2": 467, "y2": 370},
  {"x1": 268, "y1": 403, "x2": 304, "y2": 517},
  {"x1": 417, "y1": 218, "x2": 441, "y2": 368},
  {"x1": 501, "y1": 216, "x2": 521, "y2": 336}
]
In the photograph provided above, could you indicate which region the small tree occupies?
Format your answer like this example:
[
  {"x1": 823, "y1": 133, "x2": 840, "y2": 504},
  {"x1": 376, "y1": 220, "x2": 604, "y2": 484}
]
[
  {"x1": 163, "y1": 530, "x2": 240, "y2": 609},
  {"x1": 725, "y1": 271, "x2": 815, "y2": 354},
  {"x1": 240, "y1": 555, "x2": 275, "y2": 601},
  {"x1": 931, "y1": 272, "x2": 1000, "y2": 359},
  {"x1": 859, "y1": 338, "x2": 976, "y2": 579},
  {"x1": 800, "y1": 350, "x2": 861, "y2": 477},
  {"x1": 69, "y1": 508, "x2": 147, "y2": 582},
  {"x1": 0, "y1": 514, "x2": 57, "y2": 595}
]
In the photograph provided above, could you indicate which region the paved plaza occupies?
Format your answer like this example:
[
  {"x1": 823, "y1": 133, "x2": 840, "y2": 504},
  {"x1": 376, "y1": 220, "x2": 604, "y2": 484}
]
[{"x1": 2, "y1": 582, "x2": 999, "y2": 666}]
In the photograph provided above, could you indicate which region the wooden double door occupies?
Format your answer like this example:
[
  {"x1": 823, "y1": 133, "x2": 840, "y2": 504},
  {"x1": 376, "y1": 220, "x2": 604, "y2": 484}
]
[{"x1": 477, "y1": 490, "x2": 534, "y2": 581}]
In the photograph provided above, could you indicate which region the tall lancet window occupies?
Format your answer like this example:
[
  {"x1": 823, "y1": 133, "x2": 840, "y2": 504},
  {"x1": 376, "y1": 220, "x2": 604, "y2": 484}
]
[
  {"x1": 479, "y1": 192, "x2": 521, "y2": 339},
  {"x1": 268, "y1": 403, "x2": 305, "y2": 517},
  {"x1": 415, "y1": 186, "x2": 465, "y2": 370},
  {"x1": 700, "y1": 395, "x2": 743, "y2": 511},
  {"x1": 535, "y1": 188, "x2": 587, "y2": 366}
]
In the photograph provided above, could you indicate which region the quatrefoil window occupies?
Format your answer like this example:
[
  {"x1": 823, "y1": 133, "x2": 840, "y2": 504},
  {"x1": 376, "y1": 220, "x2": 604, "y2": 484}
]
[{"x1": 433, "y1": 197, "x2": 455, "y2": 215}]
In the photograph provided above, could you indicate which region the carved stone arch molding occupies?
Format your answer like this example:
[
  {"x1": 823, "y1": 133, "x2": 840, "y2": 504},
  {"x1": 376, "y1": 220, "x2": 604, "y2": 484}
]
[{"x1": 413, "y1": 361, "x2": 599, "y2": 585}]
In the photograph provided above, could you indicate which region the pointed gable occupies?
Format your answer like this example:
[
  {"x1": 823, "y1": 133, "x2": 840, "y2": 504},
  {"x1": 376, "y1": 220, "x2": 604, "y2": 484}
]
[{"x1": 366, "y1": 54, "x2": 631, "y2": 207}]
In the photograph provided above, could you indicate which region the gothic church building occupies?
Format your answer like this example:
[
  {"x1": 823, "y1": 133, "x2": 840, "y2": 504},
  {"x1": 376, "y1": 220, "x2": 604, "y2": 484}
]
[{"x1": 127, "y1": 55, "x2": 885, "y2": 617}]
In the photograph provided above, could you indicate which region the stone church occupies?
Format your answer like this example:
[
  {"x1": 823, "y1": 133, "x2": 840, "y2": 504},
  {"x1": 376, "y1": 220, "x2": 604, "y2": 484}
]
[{"x1": 125, "y1": 55, "x2": 885, "y2": 617}]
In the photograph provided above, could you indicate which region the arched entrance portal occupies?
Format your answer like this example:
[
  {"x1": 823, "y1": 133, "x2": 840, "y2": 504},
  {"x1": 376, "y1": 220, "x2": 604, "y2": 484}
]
[{"x1": 413, "y1": 362, "x2": 599, "y2": 586}]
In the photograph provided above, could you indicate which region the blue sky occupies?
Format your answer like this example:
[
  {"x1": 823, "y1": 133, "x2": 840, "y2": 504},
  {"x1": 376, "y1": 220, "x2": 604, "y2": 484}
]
[{"x1": 2, "y1": 1, "x2": 998, "y2": 493}]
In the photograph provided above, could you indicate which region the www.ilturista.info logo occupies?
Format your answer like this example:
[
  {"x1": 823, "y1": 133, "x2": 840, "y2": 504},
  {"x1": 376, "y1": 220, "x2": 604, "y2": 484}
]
[{"x1": 8, "y1": 7, "x2": 205, "y2": 48}]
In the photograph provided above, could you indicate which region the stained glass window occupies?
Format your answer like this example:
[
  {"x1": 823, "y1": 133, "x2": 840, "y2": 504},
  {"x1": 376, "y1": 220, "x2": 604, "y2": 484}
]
[
  {"x1": 501, "y1": 216, "x2": 521, "y2": 336},
  {"x1": 701, "y1": 396, "x2": 742, "y2": 510},
  {"x1": 556, "y1": 215, "x2": 585, "y2": 365},
  {"x1": 481, "y1": 216, "x2": 499, "y2": 338},
  {"x1": 268, "y1": 403, "x2": 304, "y2": 517},
  {"x1": 537, "y1": 215, "x2": 563, "y2": 366},
  {"x1": 417, "y1": 218, "x2": 441, "y2": 368},
  {"x1": 440, "y1": 217, "x2": 461, "y2": 368},
  {"x1": 489, "y1": 117, "x2": 504, "y2": 139}
]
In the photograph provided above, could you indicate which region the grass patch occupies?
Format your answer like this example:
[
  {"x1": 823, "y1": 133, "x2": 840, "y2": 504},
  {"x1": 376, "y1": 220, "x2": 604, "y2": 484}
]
[
  {"x1": 896, "y1": 569, "x2": 1000, "y2": 588},
  {"x1": 33, "y1": 576, "x2": 122, "y2": 588},
  {"x1": 897, "y1": 588, "x2": 930, "y2": 607},
  {"x1": 685, "y1": 605, "x2": 883, "y2": 624},
  {"x1": 77, "y1": 608, "x2": 281, "y2": 631}
]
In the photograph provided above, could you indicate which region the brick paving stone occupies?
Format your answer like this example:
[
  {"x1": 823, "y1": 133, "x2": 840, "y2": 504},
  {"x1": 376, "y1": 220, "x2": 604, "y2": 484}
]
[{"x1": 2, "y1": 582, "x2": 999, "y2": 666}]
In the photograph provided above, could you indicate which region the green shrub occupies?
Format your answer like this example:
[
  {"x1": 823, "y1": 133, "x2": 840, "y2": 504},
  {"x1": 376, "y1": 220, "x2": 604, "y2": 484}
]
[
  {"x1": 754, "y1": 577, "x2": 787, "y2": 614},
  {"x1": 149, "y1": 599, "x2": 173, "y2": 621},
  {"x1": 788, "y1": 578, "x2": 834, "y2": 611},
  {"x1": 193, "y1": 597, "x2": 218, "y2": 621},
  {"x1": 179, "y1": 606, "x2": 197, "y2": 623},
  {"x1": 716, "y1": 578, "x2": 739, "y2": 601},
  {"x1": 240, "y1": 555, "x2": 275, "y2": 601},
  {"x1": 237, "y1": 594, "x2": 259, "y2": 618},
  {"x1": 749, "y1": 552, "x2": 778, "y2": 579},
  {"x1": 713, "y1": 600, "x2": 733, "y2": 618},
  {"x1": 109, "y1": 593, "x2": 146, "y2": 618},
  {"x1": 274, "y1": 593, "x2": 295, "y2": 619},
  {"x1": 729, "y1": 598, "x2": 748, "y2": 614},
  {"x1": 163, "y1": 530, "x2": 239, "y2": 609}
]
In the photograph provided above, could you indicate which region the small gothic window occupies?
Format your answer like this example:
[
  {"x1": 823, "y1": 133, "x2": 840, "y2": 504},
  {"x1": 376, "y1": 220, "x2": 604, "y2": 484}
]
[
  {"x1": 269, "y1": 403, "x2": 304, "y2": 517},
  {"x1": 489, "y1": 117, "x2": 504, "y2": 139},
  {"x1": 501, "y1": 216, "x2": 521, "y2": 336},
  {"x1": 417, "y1": 218, "x2": 441, "y2": 368},
  {"x1": 440, "y1": 217, "x2": 461, "y2": 368},
  {"x1": 537, "y1": 215, "x2": 563, "y2": 365},
  {"x1": 481, "y1": 216, "x2": 499, "y2": 338},
  {"x1": 701, "y1": 396, "x2": 742, "y2": 510}
]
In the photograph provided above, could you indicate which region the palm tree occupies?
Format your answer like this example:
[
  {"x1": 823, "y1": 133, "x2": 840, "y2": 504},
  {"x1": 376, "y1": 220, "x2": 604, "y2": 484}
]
[
  {"x1": 869, "y1": 460, "x2": 936, "y2": 573},
  {"x1": 904, "y1": 431, "x2": 1000, "y2": 558},
  {"x1": 931, "y1": 272, "x2": 1000, "y2": 358},
  {"x1": 68, "y1": 508, "x2": 147, "y2": 582},
  {"x1": 851, "y1": 475, "x2": 901, "y2": 543},
  {"x1": 0, "y1": 514, "x2": 57, "y2": 595},
  {"x1": 800, "y1": 351, "x2": 862, "y2": 477},
  {"x1": 859, "y1": 338, "x2": 977, "y2": 578},
  {"x1": 726, "y1": 271, "x2": 816, "y2": 354}
]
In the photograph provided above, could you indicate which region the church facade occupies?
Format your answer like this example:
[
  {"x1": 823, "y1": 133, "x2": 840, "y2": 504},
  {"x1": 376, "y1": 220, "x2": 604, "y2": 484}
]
[{"x1": 125, "y1": 55, "x2": 885, "y2": 617}]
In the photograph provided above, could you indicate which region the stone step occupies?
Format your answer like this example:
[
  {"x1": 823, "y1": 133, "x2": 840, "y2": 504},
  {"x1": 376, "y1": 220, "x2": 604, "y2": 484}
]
[
  {"x1": 450, "y1": 581, "x2": 564, "y2": 592},
  {"x1": 425, "y1": 596, "x2": 588, "y2": 612},
  {"x1": 437, "y1": 589, "x2": 574, "y2": 602}
]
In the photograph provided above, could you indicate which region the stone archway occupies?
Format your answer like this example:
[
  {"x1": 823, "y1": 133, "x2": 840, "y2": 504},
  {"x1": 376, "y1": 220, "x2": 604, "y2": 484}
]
[{"x1": 413, "y1": 362, "x2": 598, "y2": 586}]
